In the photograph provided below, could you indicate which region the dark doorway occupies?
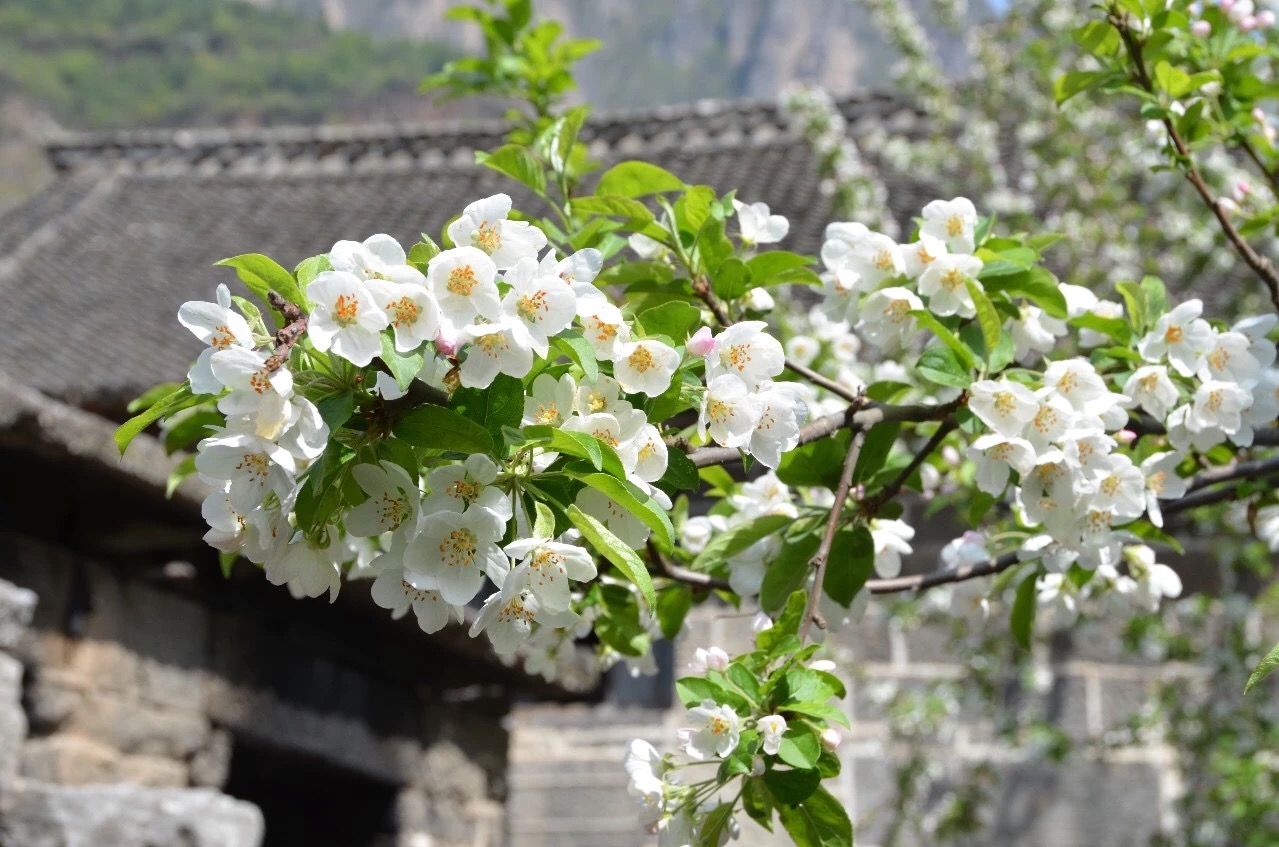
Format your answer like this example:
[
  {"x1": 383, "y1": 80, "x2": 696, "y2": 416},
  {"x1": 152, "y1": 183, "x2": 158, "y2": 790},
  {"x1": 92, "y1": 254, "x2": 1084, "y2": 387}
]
[{"x1": 223, "y1": 735, "x2": 399, "y2": 847}]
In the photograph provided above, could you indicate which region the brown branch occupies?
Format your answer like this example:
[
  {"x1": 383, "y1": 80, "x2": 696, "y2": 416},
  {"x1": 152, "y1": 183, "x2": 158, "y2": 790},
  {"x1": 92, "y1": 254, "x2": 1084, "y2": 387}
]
[
  {"x1": 798, "y1": 425, "x2": 866, "y2": 641},
  {"x1": 1112, "y1": 12, "x2": 1279, "y2": 313},
  {"x1": 264, "y1": 291, "x2": 308, "y2": 372}
]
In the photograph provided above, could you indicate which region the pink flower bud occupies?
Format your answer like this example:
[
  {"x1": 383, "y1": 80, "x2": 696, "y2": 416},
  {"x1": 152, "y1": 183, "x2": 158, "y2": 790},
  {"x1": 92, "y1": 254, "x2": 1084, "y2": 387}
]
[
  {"x1": 1241, "y1": 14, "x2": 1258, "y2": 30},
  {"x1": 1116, "y1": 429, "x2": 1137, "y2": 444},
  {"x1": 941, "y1": 445, "x2": 962, "y2": 466},
  {"x1": 1221, "y1": 0, "x2": 1236, "y2": 11},
  {"x1": 1236, "y1": 181, "x2": 1254, "y2": 200},
  {"x1": 1190, "y1": 19, "x2": 1212, "y2": 37},
  {"x1": 434, "y1": 331, "x2": 460, "y2": 357},
  {"x1": 820, "y1": 728, "x2": 842, "y2": 752},
  {"x1": 1259, "y1": 10, "x2": 1276, "y2": 28},
  {"x1": 1253, "y1": 107, "x2": 1267, "y2": 124},
  {"x1": 687, "y1": 326, "x2": 715, "y2": 357}
]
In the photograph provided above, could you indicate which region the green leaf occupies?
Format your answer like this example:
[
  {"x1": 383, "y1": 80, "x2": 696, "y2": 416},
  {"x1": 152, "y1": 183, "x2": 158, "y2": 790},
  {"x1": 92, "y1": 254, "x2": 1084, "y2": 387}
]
[
  {"x1": 981, "y1": 265, "x2": 1068, "y2": 319},
  {"x1": 380, "y1": 332, "x2": 425, "y2": 391},
  {"x1": 782, "y1": 700, "x2": 851, "y2": 728},
  {"x1": 1011, "y1": 571, "x2": 1039, "y2": 650},
  {"x1": 777, "y1": 786, "x2": 853, "y2": 847},
  {"x1": 1154, "y1": 60, "x2": 1192, "y2": 98},
  {"x1": 658, "y1": 447, "x2": 700, "y2": 494},
  {"x1": 596, "y1": 161, "x2": 685, "y2": 197},
  {"x1": 393, "y1": 406, "x2": 495, "y2": 455},
  {"x1": 916, "y1": 345, "x2": 972, "y2": 389},
  {"x1": 162, "y1": 408, "x2": 222, "y2": 455},
  {"x1": 778, "y1": 431, "x2": 852, "y2": 489},
  {"x1": 742, "y1": 777, "x2": 775, "y2": 831},
  {"x1": 215, "y1": 254, "x2": 307, "y2": 312},
  {"x1": 965, "y1": 278, "x2": 1003, "y2": 367},
  {"x1": 407, "y1": 237, "x2": 441, "y2": 269},
  {"x1": 757, "y1": 590, "x2": 808, "y2": 653},
  {"x1": 165, "y1": 454, "x2": 197, "y2": 499},
  {"x1": 760, "y1": 533, "x2": 822, "y2": 613},
  {"x1": 656, "y1": 586, "x2": 693, "y2": 640},
  {"x1": 698, "y1": 803, "x2": 736, "y2": 847},
  {"x1": 570, "y1": 195, "x2": 655, "y2": 224},
  {"x1": 1246, "y1": 640, "x2": 1279, "y2": 693},
  {"x1": 574, "y1": 473, "x2": 675, "y2": 548},
  {"x1": 777, "y1": 729, "x2": 821, "y2": 769},
  {"x1": 476, "y1": 144, "x2": 546, "y2": 194},
  {"x1": 551, "y1": 331, "x2": 599, "y2": 382},
  {"x1": 746, "y1": 251, "x2": 820, "y2": 287},
  {"x1": 853, "y1": 421, "x2": 900, "y2": 485},
  {"x1": 114, "y1": 384, "x2": 199, "y2": 455},
  {"x1": 568, "y1": 504, "x2": 657, "y2": 611},
  {"x1": 638, "y1": 301, "x2": 702, "y2": 340},
  {"x1": 911, "y1": 311, "x2": 977, "y2": 369},
  {"x1": 1054, "y1": 69, "x2": 1114, "y2": 105},
  {"x1": 294, "y1": 254, "x2": 331, "y2": 288},
  {"x1": 533, "y1": 501, "x2": 556, "y2": 540},
  {"x1": 451, "y1": 375, "x2": 525, "y2": 453},
  {"x1": 712, "y1": 257, "x2": 752, "y2": 301},
  {"x1": 822, "y1": 525, "x2": 874, "y2": 607},
  {"x1": 692, "y1": 514, "x2": 793, "y2": 571},
  {"x1": 764, "y1": 767, "x2": 821, "y2": 806},
  {"x1": 726, "y1": 663, "x2": 762, "y2": 706},
  {"x1": 525, "y1": 425, "x2": 626, "y2": 479},
  {"x1": 1141, "y1": 275, "x2": 1168, "y2": 322},
  {"x1": 316, "y1": 391, "x2": 355, "y2": 432}
]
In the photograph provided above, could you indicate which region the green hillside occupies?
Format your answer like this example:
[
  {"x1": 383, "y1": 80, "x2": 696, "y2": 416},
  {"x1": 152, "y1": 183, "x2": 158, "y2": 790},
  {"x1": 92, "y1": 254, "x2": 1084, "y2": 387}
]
[{"x1": 0, "y1": 0, "x2": 455, "y2": 130}]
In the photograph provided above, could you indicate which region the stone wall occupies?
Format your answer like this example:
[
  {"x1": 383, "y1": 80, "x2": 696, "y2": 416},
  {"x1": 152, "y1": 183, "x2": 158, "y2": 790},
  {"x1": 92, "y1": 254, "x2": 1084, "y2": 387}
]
[
  {"x1": 507, "y1": 601, "x2": 1195, "y2": 847},
  {"x1": 0, "y1": 532, "x2": 508, "y2": 847}
]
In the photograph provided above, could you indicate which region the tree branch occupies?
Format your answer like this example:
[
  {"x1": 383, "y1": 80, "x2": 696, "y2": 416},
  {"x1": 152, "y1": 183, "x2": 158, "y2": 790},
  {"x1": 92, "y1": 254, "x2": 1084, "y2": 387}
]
[
  {"x1": 1112, "y1": 12, "x2": 1279, "y2": 313},
  {"x1": 862, "y1": 418, "x2": 957, "y2": 516},
  {"x1": 647, "y1": 540, "x2": 731, "y2": 592},
  {"x1": 798, "y1": 425, "x2": 865, "y2": 641},
  {"x1": 264, "y1": 291, "x2": 308, "y2": 373}
]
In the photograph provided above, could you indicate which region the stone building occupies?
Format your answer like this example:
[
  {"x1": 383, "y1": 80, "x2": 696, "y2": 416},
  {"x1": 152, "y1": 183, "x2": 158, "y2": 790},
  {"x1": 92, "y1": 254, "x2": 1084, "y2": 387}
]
[{"x1": 0, "y1": 95, "x2": 1210, "y2": 846}]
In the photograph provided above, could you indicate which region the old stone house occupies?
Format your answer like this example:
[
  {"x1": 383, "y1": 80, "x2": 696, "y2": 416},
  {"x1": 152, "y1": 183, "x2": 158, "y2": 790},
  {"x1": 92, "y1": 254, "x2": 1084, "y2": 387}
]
[{"x1": 0, "y1": 95, "x2": 1206, "y2": 846}]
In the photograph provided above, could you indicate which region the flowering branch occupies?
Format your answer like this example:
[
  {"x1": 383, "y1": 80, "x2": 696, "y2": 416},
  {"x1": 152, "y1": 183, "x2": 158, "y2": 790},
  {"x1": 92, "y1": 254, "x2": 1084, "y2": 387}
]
[{"x1": 1111, "y1": 9, "x2": 1279, "y2": 313}]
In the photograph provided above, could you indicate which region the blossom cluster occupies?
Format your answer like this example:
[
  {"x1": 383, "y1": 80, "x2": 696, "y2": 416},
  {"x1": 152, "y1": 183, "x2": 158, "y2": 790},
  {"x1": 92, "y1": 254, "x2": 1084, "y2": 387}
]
[{"x1": 172, "y1": 191, "x2": 811, "y2": 666}]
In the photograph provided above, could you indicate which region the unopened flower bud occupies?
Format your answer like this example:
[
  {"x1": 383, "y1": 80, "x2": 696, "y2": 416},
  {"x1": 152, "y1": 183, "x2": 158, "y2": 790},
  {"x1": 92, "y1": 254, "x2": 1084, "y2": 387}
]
[
  {"x1": 1241, "y1": 14, "x2": 1258, "y2": 29},
  {"x1": 687, "y1": 326, "x2": 715, "y2": 357},
  {"x1": 941, "y1": 445, "x2": 962, "y2": 466},
  {"x1": 1190, "y1": 19, "x2": 1212, "y2": 37},
  {"x1": 820, "y1": 728, "x2": 842, "y2": 752},
  {"x1": 434, "y1": 331, "x2": 460, "y2": 357},
  {"x1": 809, "y1": 659, "x2": 837, "y2": 673},
  {"x1": 743, "y1": 287, "x2": 775, "y2": 312},
  {"x1": 1258, "y1": 10, "x2": 1275, "y2": 28},
  {"x1": 751, "y1": 611, "x2": 774, "y2": 633},
  {"x1": 1116, "y1": 429, "x2": 1137, "y2": 444}
]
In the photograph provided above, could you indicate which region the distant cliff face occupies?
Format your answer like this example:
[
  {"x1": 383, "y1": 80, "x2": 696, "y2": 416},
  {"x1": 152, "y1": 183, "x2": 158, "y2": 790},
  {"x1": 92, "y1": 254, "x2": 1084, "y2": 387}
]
[{"x1": 248, "y1": 0, "x2": 983, "y2": 108}]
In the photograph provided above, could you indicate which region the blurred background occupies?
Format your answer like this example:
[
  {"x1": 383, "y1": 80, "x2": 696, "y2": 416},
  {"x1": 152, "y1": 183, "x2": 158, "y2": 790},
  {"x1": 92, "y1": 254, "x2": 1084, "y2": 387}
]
[{"x1": 0, "y1": 2, "x2": 1276, "y2": 847}]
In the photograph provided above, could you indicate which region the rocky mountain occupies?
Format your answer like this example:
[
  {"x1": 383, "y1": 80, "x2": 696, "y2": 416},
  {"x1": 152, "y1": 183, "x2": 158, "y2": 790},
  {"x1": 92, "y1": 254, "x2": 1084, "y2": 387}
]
[{"x1": 249, "y1": 0, "x2": 989, "y2": 108}]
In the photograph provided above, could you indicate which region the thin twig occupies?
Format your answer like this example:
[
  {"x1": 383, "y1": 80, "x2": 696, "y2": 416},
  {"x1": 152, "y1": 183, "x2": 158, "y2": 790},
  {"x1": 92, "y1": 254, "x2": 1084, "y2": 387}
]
[
  {"x1": 862, "y1": 418, "x2": 957, "y2": 516},
  {"x1": 647, "y1": 540, "x2": 731, "y2": 591},
  {"x1": 1238, "y1": 135, "x2": 1279, "y2": 199},
  {"x1": 798, "y1": 426, "x2": 865, "y2": 641},
  {"x1": 1112, "y1": 12, "x2": 1279, "y2": 312}
]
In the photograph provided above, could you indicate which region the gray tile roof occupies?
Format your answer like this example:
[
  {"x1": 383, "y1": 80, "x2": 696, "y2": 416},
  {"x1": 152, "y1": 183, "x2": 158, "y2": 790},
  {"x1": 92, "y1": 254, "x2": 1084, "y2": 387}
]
[{"x1": 0, "y1": 93, "x2": 929, "y2": 412}]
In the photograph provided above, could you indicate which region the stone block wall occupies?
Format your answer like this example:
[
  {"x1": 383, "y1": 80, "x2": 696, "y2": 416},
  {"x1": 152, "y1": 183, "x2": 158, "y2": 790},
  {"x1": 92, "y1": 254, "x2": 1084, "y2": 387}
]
[
  {"x1": 507, "y1": 602, "x2": 1195, "y2": 847},
  {"x1": 0, "y1": 532, "x2": 509, "y2": 847}
]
